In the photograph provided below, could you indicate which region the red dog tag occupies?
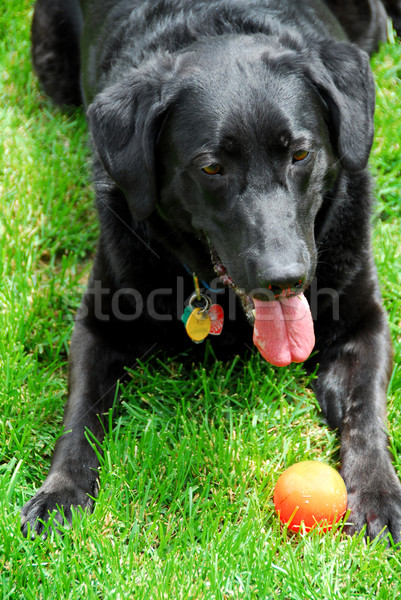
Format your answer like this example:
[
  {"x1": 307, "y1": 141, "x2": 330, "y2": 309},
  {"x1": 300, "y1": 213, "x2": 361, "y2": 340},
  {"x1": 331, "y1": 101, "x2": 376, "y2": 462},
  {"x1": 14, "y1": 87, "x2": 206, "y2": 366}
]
[{"x1": 208, "y1": 304, "x2": 224, "y2": 335}]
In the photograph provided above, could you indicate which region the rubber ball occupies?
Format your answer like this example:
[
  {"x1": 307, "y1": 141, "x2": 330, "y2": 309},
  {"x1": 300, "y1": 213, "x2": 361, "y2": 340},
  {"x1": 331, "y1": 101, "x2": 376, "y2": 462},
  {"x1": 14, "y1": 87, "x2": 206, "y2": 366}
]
[{"x1": 273, "y1": 461, "x2": 347, "y2": 532}]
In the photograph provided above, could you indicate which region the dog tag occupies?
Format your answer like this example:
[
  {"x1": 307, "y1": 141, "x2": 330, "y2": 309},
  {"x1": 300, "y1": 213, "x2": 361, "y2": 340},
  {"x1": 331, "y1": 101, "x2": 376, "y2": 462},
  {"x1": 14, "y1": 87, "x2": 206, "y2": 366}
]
[
  {"x1": 184, "y1": 307, "x2": 211, "y2": 342},
  {"x1": 181, "y1": 305, "x2": 194, "y2": 328},
  {"x1": 208, "y1": 304, "x2": 224, "y2": 335}
]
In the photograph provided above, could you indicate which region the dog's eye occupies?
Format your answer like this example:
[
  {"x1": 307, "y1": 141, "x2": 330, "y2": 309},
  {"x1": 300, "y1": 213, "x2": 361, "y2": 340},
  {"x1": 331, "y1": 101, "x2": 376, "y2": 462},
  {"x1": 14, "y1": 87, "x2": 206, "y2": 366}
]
[
  {"x1": 202, "y1": 163, "x2": 223, "y2": 175},
  {"x1": 292, "y1": 150, "x2": 309, "y2": 162}
]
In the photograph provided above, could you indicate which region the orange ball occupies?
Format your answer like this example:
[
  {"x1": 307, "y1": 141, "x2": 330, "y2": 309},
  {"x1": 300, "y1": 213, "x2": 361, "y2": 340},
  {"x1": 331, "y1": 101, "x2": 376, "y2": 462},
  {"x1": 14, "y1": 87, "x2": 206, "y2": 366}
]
[{"x1": 273, "y1": 461, "x2": 347, "y2": 532}]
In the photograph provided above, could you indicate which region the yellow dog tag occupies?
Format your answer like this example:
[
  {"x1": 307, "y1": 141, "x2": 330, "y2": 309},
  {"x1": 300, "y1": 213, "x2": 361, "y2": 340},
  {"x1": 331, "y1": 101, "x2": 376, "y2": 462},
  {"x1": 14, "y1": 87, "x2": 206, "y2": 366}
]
[{"x1": 184, "y1": 307, "x2": 211, "y2": 342}]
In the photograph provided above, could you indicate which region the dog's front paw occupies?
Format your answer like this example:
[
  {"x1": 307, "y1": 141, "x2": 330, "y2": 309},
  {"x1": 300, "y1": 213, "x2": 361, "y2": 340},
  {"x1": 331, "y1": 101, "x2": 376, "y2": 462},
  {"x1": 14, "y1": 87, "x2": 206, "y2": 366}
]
[
  {"x1": 342, "y1": 462, "x2": 401, "y2": 545},
  {"x1": 21, "y1": 477, "x2": 96, "y2": 538}
]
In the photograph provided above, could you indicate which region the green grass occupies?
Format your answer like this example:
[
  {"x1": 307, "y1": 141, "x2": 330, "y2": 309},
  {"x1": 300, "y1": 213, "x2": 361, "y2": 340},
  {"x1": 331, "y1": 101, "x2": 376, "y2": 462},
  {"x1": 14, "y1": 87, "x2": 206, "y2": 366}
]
[{"x1": 1, "y1": 2, "x2": 401, "y2": 598}]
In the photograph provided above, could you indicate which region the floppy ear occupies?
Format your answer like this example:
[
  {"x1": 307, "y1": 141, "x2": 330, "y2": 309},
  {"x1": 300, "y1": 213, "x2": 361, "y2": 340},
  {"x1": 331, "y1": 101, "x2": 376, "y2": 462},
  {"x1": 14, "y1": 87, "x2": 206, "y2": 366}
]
[
  {"x1": 306, "y1": 41, "x2": 375, "y2": 172},
  {"x1": 87, "y1": 56, "x2": 179, "y2": 219}
]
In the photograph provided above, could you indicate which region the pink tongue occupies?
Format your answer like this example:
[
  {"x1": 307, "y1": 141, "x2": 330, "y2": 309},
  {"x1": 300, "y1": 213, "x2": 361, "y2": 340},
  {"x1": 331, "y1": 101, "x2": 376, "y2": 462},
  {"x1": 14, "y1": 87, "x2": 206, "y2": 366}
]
[{"x1": 253, "y1": 293, "x2": 315, "y2": 367}]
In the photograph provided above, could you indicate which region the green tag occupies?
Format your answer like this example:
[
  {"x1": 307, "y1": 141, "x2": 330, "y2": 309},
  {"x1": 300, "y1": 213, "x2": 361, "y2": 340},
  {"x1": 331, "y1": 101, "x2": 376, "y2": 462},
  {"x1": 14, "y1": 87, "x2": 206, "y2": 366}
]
[{"x1": 181, "y1": 305, "x2": 193, "y2": 327}]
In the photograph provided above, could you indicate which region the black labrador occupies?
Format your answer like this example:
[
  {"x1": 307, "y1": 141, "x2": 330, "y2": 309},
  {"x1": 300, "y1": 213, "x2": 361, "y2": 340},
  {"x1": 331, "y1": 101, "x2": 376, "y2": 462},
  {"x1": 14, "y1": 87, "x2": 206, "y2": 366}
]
[{"x1": 22, "y1": 0, "x2": 401, "y2": 542}]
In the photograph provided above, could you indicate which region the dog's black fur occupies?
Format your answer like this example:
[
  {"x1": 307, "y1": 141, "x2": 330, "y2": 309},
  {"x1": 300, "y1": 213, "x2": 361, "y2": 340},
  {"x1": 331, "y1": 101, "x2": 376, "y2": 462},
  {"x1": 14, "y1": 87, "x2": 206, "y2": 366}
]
[{"x1": 23, "y1": 0, "x2": 401, "y2": 542}]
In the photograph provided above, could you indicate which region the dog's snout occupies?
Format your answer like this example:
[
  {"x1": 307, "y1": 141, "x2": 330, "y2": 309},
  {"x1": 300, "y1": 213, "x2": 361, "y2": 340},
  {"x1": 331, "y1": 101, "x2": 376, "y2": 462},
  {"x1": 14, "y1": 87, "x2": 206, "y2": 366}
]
[
  {"x1": 250, "y1": 264, "x2": 308, "y2": 300},
  {"x1": 269, "y1": 279, "x2": 303, "y2": 295}
]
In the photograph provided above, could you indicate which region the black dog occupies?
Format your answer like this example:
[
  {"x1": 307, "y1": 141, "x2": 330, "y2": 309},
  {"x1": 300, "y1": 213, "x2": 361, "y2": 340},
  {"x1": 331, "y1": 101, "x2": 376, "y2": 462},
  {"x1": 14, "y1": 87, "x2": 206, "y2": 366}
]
[{"x1": 22, "y1": 0, "x2": 401, "y2": 542}]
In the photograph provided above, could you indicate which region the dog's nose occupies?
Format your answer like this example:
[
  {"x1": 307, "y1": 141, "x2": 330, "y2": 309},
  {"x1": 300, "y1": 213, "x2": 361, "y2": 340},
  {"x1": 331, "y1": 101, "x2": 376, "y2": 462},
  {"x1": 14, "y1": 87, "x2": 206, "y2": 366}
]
[
  {"x1": 267, "y1": 279, "x2": 304, "y2": 297},
  {"x1": 252, "y1": 281, "x2": 304, "y2": 300},
  {"x1": 251, "y1": 267, "x2": 307, "y2": 300}
]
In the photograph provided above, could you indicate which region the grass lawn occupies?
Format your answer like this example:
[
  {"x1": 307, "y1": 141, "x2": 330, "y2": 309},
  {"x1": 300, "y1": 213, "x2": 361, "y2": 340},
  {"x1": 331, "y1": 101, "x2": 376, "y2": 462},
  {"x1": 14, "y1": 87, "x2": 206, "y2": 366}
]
[{"x1": 1, "y1": 1, "x2": 401, "y2": 598}]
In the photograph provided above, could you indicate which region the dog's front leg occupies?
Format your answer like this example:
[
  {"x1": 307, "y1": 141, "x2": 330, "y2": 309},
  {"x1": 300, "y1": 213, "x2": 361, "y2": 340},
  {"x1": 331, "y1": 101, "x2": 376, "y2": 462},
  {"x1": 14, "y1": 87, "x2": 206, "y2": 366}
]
[
  {"x1": 21, "y1": 316, "x2": 129, "y2": 537},
  {"x1": 313, "y1": 289, "x2": 401, "y2": 543}
]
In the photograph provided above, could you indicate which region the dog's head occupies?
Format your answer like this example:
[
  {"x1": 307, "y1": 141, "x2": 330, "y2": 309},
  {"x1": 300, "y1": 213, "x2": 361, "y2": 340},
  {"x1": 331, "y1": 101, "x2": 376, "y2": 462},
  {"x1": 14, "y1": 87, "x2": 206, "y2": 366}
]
[{"x1": 88, "y1": 34, "x2": 375, "y2": 298}]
